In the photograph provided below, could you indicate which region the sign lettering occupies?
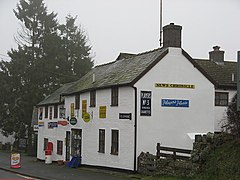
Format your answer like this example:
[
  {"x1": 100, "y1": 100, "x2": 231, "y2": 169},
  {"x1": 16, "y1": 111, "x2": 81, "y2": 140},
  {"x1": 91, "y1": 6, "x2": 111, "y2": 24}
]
[
  {"x1": 161, "y1": 99, "x2": 189, "y2": 108},
  {"x1": 155, "y1": 83, "x2": 195, "y2": 89},
  {"x1": 140, "y1": 91, "x2": 151, "y2": 116}
]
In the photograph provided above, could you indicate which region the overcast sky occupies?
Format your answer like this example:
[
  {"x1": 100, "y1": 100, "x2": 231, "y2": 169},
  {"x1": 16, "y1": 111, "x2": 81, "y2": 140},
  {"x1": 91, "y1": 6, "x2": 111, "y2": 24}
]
[{"x1": 0, "y1": 0, "x2": 239, "y2": 65}]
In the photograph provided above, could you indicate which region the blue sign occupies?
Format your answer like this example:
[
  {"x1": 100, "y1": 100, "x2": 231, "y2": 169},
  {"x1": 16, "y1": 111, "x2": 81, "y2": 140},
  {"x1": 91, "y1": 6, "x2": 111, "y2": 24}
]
[{"x1": 161, "y1": 99, "x2": 189, "y2": 108}]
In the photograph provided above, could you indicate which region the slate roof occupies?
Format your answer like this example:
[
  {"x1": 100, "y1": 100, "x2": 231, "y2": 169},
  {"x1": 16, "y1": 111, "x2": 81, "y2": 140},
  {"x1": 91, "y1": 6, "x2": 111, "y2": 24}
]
[
  {"x1": 37, "y1": 47, "x2": 237, "y2": 106},
  {"x1": 37, "y1": 82, "x2": 76, "y2": 106},
  {"x1": 63, "y1": 48, "x2": 168, "y2": 95},
  {"x1": 194, "y1": 59, "x2": 237, "y2": 89}
]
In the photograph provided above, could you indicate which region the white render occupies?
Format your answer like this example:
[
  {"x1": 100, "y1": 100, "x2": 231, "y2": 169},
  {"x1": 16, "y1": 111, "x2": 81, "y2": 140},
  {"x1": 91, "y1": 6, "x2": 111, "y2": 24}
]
[
  {"x1": 134, "y1": 48, "x2": 215, "y2": 155},
  {"x1": 37, "y1": 47, "x2": 234, "y2": 171}
]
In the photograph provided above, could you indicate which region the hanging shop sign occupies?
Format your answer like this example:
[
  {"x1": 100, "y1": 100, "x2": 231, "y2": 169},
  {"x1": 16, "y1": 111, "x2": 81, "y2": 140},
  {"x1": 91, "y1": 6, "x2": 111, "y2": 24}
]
[
  {"x1": 58, "y1": 120, "x2": 68, "y2": 126},
  {"x1": 69, "y1": 117, "x2": 77, "y2": 125},
  {"x1": 119, "y1": 113, "x2": 132, "y2": 120},
  {"x1": 83, "y1": 113, "x2": 90, "y2": 123},
  {"x1": 99, "y1": 106, "x2": 106, "y2": 118},
  {"x1": 140, "y1": 91, "x2": 151, "y2": 116},
  {"x1": 155, "y1": 83, "x2": 195, "y2": 89},
  {"x1": 82, "y1": 100, "x2": 87, "y2": 118},
  {"x1": 161, "y1": 99, "x2": 189, "y2": 108},
  {"x1": 48, "y1": 122, "x2": 58, "y2": 129}
]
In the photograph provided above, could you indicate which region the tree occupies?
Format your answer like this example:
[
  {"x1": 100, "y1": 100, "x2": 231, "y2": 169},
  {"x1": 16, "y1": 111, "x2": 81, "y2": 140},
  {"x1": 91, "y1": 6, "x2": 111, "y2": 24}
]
[
  {"x1": 0, "y1": 0, "x2": 93, "y2": 144},
  {"x1": 225, "y1": 94, "x2": 240, "y2": 138}
]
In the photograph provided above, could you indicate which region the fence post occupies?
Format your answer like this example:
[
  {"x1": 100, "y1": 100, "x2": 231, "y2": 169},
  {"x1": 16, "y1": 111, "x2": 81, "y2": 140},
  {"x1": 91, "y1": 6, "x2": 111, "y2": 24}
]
[{"x1": 156, "y1": 143, "x2": 160, "y2": 159}]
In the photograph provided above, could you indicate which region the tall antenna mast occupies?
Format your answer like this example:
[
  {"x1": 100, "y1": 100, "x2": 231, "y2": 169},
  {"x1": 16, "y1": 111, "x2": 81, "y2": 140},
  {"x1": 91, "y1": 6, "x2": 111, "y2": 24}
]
[{"x1": 159, "y1": 0, "x2": 163, "y2": 47}]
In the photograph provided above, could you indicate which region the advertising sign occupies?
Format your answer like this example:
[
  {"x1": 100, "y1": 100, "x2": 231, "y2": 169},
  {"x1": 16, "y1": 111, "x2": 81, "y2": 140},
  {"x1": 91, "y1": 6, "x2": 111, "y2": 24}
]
[
  {"x1": 82, "y1": 100, "x2": 87, "y2": 118},
  {"x1": 38, "y1": 121, "x2": 44, "y2": 127},
  {"x1": 119, "y1": 113, "x2": 132, "y2": 120},
  {"x1": 140, "y1": 91, "x2": 151, "y2": 116},
  {"x1": 10, "y1": 153, "x2": 21, "y2": 169},
  {"x1": 155, "y1": 83, "x2": 195, "y2": 89},
  {"x1": 48, "y1": 122, "x2": 58, "y2": 129},
  {"x1": 58, "y1": 120, "x2": 68, "y2": 126},
  {"x1": 161, "y1": 99, "x2": 189, "y2": 108},
  {"x1": 99, "y1": 106, "x2": 106, "y2": 118},
  {"x1": 69, "y1": 117, "x2": 77, "y2": 125},
  {"x1": 83, "y1": 113, "x2": 90, "y2": 123}
]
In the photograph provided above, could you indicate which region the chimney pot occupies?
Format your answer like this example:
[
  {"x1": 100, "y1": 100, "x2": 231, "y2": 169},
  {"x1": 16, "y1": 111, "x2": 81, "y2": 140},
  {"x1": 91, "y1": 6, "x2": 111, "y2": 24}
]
[{"x1": 209, "y1": 46, "x2": 225, "y2": 64}]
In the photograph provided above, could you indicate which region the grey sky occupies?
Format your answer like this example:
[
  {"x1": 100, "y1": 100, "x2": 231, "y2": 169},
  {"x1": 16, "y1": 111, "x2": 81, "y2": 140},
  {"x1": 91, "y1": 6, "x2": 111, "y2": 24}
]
[{"x1": 0, "y1": 0, "x2": 239, "y2": 65}]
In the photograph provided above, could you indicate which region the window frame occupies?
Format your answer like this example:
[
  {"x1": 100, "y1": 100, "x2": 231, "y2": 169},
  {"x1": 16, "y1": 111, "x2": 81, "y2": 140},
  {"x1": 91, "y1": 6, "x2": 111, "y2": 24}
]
[
  {"x1": 54, "y1": 105, "x2": 58, "y2": 119},
  {"x1": 111, "y1": 129, "x2": 119, "y2": 155},
  {"x1": 75, "y1": 94, "x2": 80, "y2": 110},
  {"x1": 44, "y1": 106, "x2": 48, "y2": 118},
  {"x1": 215, "y1": 92, "x2": 229, "y2": 106},
  {"x1": 90, "y1": 90, "x2": 96, "y2": 107},
  {"x1": 98, "y1": 129, "x2": 105, "y2": 153},
  {"x1": 57, "y1": 140, "x2": 63, "y2": 155},
  {"x1": 111, "y1": 87, "x2": 118, "y2": 106}
]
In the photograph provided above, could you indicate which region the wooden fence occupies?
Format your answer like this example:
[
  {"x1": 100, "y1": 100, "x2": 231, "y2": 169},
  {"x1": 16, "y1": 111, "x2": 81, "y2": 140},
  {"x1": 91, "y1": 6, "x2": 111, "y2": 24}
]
[{"x1": 156, "y1": 143, "x2": 191, "y2": 160}]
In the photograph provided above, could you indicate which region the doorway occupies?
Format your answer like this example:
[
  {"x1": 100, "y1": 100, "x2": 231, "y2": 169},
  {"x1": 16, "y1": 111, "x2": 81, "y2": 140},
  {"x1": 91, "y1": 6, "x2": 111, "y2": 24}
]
[
  {"x1": 71, "y1": 129, "x2": 82, "y2": 157},
  {"x1": 65, "y1": 131, "x2": 71, "y2": 161}
]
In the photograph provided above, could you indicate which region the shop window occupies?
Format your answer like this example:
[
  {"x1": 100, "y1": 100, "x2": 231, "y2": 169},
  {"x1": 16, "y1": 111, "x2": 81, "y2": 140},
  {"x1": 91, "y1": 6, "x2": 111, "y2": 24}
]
[
  {"x1": 215, "y1": 92, "x2": 228, "y2": 106},
  {"x1": 75, "y1": 94, "x2": 80, "y2": 109},
  {"x1": 111, "y1": 130, "x2": 119, "y2": 155},
  {"x1": 90, "y1": 90, "x2": 96, "y2": 107},
  {"x1": 45, "y1": 106, "x2": 48, "y2": 118},
  {"x1": 44, "y1": 138, "x2": 48, "y2": 150},
  {"x1": 111, "y1": 87, "x2": 118, "y2": 106},
  {"x1": 98, "y1": 129, "x2": 105, "y2": 153},
  {"x1": 57, "y1": 140, "x2": 63, "y2": 155},
  {"x1": 54, "y1": 105, "x2": 58, "y2": 119}
]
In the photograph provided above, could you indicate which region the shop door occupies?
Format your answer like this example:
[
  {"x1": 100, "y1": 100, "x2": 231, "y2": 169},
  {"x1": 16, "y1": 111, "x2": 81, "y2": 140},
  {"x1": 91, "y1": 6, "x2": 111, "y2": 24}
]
[
  {"x1": 71, "y1": 129, "x2": 82, "y2": 157},
  {"x1": 65, "y1": 131, "x2": 71, "y2": 161}
]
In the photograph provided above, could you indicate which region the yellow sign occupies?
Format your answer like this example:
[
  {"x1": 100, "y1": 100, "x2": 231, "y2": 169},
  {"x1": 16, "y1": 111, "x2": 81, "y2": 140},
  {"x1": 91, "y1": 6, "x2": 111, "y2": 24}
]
[
  {"x1": 70, "y1": 103, "x2": 74, "y2": 117},
  {"x1": 155, "y1": 83, "x2": 195, "y2": 89},
  {"x1": 99, "y1": 106, "x2": 106, "y2": 118},
  {"x1": 82, "y1": 100, "x2": 87, "y2": 118},
  {"x1": 83, "y1": 113, "x2": 90, "y2": 123}
]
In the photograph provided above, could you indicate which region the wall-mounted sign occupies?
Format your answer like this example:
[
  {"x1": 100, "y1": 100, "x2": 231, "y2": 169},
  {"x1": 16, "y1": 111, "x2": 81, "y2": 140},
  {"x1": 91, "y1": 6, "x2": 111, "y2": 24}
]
[
  {"x1": 58, "y1": 120, "x2": 68, "y2": 126},
  {"x1": 119, "y1": 113, "x2": 132, "y2": 120},
  {"x1": 83, "y1": 113, "x2": 90, "y2": 123},
  {"x1": 140, "y1": 91, "x2": 151, "y2": 116},
  {"x1": 70, "y1": 117, "x2": 77, "y2": 125},
  {"x1": 99, "y1": 106, "x2": 106, "y2": 118},
  {"x1": 82, "y1": 100, "x2": 87, "y2": 118},
  {"x1": 38, "y1": 121, "x2": 44, "y2": 127},
  {"x1": 48, "y1": 122, "x2": 58, "y2": 129},
  {"x1": 155, "y1": 83, "x2": 195, "y2": 89},
  {"x1": 161, "y1": 99, "x2": 189, "y2": 108},
  {"x1": 70, "y1": 103, "x2": 74, "y2": 117}
]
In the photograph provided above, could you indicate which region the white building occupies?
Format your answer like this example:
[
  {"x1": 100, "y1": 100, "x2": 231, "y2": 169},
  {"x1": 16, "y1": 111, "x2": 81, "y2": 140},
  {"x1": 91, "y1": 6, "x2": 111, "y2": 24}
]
[{"x1": 35, "y1": 23, "x2": 236, "y2": 171}]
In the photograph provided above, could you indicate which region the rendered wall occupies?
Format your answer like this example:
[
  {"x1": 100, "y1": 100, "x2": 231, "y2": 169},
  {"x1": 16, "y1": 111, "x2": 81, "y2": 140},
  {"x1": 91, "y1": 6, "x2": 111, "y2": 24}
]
[{"x1": 134, "y1": 47, "x2": 215, "y2": 156}]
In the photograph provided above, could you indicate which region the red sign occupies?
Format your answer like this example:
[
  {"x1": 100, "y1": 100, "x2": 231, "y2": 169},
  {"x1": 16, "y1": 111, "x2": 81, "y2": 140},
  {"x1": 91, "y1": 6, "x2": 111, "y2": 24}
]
[
  {"x1": 11, "y1": 153, "x2": 21, "y2": 169},
  {"x1": 58, "y1": 120, "x2": 68, "y2": 126}
]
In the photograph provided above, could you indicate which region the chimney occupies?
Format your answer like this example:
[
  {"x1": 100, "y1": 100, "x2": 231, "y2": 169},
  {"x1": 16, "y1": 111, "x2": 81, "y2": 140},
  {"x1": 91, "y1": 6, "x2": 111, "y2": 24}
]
[
  {"x1": 163, "y1": 23, "x2": 182, "y2": 48},
  {"x1": 209, "y1": 46, "x2": 225, "y2": 64}
]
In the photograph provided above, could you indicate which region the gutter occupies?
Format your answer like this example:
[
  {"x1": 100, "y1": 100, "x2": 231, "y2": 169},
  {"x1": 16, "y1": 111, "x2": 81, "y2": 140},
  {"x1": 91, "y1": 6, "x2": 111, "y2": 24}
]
[{"x1": 133, "y1": 86, "x2": 137, "y2": 172}]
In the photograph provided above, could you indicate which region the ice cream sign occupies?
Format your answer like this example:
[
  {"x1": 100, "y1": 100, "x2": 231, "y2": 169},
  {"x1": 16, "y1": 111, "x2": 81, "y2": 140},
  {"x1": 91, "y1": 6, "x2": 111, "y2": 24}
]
[{"x1": 161, "y1": 99, "x2": 189, "y2": 108}]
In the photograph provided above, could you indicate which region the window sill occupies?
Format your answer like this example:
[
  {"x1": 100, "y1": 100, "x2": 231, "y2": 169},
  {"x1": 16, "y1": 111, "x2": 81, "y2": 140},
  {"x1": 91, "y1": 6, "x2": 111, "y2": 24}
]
[
  {"x1": 98, "y1": 151, "x2": 105, "y2": 154},
  {"x1": 110, "y1": 153, "x2": 118, "y2": 156},
  {"x1": 110, "y1": 105, "x2": 118, "y2": 107}
]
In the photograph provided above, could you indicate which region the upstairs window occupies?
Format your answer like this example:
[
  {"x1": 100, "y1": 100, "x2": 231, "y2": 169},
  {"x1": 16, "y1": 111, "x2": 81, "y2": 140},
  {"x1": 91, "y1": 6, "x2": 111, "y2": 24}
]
[
  {"x1": 75, "y1": 94, "x2": 80, "y2": 109},
  {"x1": 215, "y1": 92, "x2": 228, "y2": 106},
  {"x1": 54, "y1": 105, "x2": 58, "y2": 119},
  {"x1": 45, "y1": 106, "x2": 48, "y2": 118},
  {"x1": 111, "y1": 87, "x2": 118, "y2": 106},
  {"x1": 90, "y1": 90, "x2": 96, "y2": 107},
  {"x1": 49, "y1": 107, "x2": 53, "y2": 120}
]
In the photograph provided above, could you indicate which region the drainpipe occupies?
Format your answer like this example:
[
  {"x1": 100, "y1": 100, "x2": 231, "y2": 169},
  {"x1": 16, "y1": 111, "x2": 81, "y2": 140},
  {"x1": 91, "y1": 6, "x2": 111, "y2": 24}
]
[{"x1": 133, "y1": 86, "x2": 137, "y2": 172}]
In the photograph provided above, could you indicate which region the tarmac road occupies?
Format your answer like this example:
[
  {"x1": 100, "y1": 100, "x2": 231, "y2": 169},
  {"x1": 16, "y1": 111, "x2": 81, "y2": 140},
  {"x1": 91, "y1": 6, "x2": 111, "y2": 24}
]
[{"x1": 0, "y1": 151, "x2": 134, "y2": 180}]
